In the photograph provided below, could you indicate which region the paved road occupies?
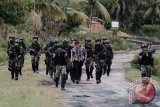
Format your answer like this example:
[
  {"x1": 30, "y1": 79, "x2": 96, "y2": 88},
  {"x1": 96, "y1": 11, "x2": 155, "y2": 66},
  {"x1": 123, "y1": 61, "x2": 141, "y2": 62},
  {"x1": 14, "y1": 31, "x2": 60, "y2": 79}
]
[{"x1": 52, "y1": 52, "x2": 160, "y2": 107}]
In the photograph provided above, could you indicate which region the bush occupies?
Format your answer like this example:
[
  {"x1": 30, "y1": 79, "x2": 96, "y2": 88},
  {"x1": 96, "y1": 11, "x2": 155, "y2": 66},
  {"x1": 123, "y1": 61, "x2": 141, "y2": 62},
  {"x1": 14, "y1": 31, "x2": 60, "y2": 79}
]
[
  {"x1": 0, "y1": 48, "x2": 7, "y2": 64},
  {"x1": 130, "y1": 54, "x2": 160, "y2": 76}
]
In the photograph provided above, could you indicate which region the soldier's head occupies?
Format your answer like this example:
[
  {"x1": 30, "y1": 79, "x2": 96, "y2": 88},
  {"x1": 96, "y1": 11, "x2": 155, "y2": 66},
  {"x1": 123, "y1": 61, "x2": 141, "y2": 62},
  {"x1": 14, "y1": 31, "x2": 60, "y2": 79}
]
[
  {"x1": 85, "y1": 38, "x2": 91, "y2": 45},
  {"x1": 56, "y1": 42, "x2": 63, "y2": 48},
  {"x1": 9, "y1": 36, "x2": 15, "y2": 42},
  {"x1": 50, "y1": 37, "x2": 55, "y2": 46},
  {"x1": 141, "y1": 43, "x2": 148, "y2": 51},
  {"x1": 19, "y1": 38, "x2": 23, "y2": 43},
  {"x1": 15, "y1": 39, "x2": 20, "y2": 46},
  {"x1": 33, "y1": 36, "x2": 38, "y2": 42},
  {"x1": 63, "y1": 39, "x2": 68, "y2": 45},
  {"x1": 95, "y1": 38, "x2": 101, "y2": 45},
  {"x1": 102, "y1": 37, "x2": 107, "y2": 42},
  {"x1": 103, "y1": 40, "x2": 110, "y2": 45}
]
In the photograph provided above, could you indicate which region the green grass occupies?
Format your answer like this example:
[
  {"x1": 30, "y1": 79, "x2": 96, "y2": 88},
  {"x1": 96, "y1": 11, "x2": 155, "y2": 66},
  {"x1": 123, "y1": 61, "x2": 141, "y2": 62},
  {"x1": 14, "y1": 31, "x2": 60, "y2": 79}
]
[
  {"x1": 125, "y1": 63, "x2": 160, "y2": 84},
  {"x1": 0, "y1": 54, "x2": 64, "y2": 107}
]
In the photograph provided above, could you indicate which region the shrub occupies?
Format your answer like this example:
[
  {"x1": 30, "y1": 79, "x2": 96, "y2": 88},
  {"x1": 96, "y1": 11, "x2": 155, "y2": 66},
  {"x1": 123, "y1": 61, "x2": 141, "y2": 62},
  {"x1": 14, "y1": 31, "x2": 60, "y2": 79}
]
[{"x1": 0, "y1": 48, "x2": 7, "y2": 64}]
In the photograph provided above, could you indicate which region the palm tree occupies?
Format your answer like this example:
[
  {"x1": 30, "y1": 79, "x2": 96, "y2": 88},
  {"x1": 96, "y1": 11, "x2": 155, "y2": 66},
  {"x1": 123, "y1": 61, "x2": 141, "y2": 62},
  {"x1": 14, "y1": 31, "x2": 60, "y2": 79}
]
[
  {"x1": 80, "y1": 0, "x2": 111, "y2": 21},
  {"x1": 142, "y1": 0, "x2": 160, "y2": 20},
  {"x1": 111, "y1": 0, "x2": 126, "y2": 21},
  {"x1": 0, "y1": 0, "x2": 26, "y2": 5}
]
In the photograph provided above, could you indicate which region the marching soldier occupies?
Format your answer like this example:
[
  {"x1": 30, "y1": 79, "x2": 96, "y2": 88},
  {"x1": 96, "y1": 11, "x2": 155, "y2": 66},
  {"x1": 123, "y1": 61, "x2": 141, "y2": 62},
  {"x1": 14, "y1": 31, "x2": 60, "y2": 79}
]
[
  {"x1": 7, "y1": 36, "x2": 15, "y2": 72},
  {"x1": 138, "y1": 44, "x2": 155, "y2": 78},
  {"x1": 102, "y1": 40, "x2": 113, "y2": 76},
  {"x1": 62, "y1": 39, "x2": 73, "y2": 80},
  {"x1": 94, "y1": 38, "x2": 106, "y2": 84},
  {"x1": 8, "y1": 39, "x2": 25, "y2": 80},
  {"x1": 29, "y1": 36, "x2": 41, "y2": 73},
  {"x1": 84, "y1": 38, "x2": 94, "y2": 81},
  {"x1": 19, "y1": 38, "x2": 26, "y2": 75},
  {"x1": 44, "y1": 38, "x2": 55, "y2": 75},
  {"x1": 53, "y1": 43, "x2": 68, "y2": 91}
]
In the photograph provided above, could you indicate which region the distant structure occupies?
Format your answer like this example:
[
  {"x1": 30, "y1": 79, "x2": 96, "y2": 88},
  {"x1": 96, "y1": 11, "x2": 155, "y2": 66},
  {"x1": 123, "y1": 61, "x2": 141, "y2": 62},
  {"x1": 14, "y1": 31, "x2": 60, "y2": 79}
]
[{"x1": 88, "y1": 17, "x2": 107, "y2": 33}]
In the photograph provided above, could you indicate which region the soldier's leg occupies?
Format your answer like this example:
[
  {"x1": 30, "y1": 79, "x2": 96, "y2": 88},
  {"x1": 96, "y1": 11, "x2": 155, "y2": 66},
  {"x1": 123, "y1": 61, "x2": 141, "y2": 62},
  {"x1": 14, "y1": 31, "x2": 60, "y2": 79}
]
[
  {"x1": 19, "y1": 67, "x2": 22, "y2": 76},
  {"x1": 31, "y1": 57, "x2": 36, "y2": 73},
  {"x1": 85, "y1": 64, "x2": 90, "y2": 81},
  {"x1": 146, "y1": 65, "x2": 152, "y2": 78},
  {"x1": 107, "y1": 60, "x2": 112, "y2": 76},
  {"x1": 95, "y1": 62, "x2": 101, "y2": 84},
  {"x1": 141, "y1": 65, "x2": 147, "y2": 77},
  {"x1": 36, "y1": 57, "x2": 40, "y2": 71},
  {"x1": 103, "y1": 63, "x2": 107, "y2": 75},
  {"x1": 90, "y1": 64, "x2": 94, "y2": 78},
  {"x1": 54, "y1": 65, "x2": 62, "y2": 87},
  {"x1": 61, "y1": 66, "x2": 67, "y2": 91},
  {"x1": 14, "y1": 68, "x2": 19, "y2": 80}
]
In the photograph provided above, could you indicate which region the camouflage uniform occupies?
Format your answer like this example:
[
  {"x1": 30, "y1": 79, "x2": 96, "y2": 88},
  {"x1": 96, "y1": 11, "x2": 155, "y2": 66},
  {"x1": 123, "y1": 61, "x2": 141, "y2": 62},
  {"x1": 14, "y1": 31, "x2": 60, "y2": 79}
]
[
  {"x1": 53, "y1": 43, "x2": 68, "y2": 90},
  {"x1": 138, "y1": 44, "x2": 155, "y2": 78}
]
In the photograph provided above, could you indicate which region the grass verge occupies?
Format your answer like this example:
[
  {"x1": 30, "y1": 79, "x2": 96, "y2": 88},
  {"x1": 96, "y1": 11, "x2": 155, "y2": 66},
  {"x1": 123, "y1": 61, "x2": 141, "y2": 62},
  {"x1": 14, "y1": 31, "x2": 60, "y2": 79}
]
[
  {"x1": 125, "y1": 63, "x2": 160, "y2": 85},
  {"x1": 0, "y1": 54, "x2": 64, "y2": 107}
]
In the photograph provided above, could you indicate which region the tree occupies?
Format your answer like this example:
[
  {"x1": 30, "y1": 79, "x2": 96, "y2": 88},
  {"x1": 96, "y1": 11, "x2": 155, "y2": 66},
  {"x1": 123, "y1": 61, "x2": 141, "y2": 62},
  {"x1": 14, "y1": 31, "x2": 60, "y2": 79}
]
[
  {"x1": 143, "y1": 0, "x2": 160, "y2": 21},
  {"x1": 80, "y1": 0, "x2": 111, "y2": 21}
]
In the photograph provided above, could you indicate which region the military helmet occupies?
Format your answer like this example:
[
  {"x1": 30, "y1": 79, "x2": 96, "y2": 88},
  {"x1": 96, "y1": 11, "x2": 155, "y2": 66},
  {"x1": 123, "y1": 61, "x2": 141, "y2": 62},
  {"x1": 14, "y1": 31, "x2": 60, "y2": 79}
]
[
  {"x1": 103, "y1": 40, "x2": 110, "y2": 44},
  {"x1": 85, "y1": 38, "x2": 91, "y2": 42},
  {"x1": 56, "y1": 42, "x2": 62, "y2": 48},
  {"x1": 141, "y1": 43, "x2": 148, "y2": 49},
  {"x1": 9, "y1": 35, "x2": 15, "y2": 39},
  {"x1": 95, "y1": 38, "x2": 101, "y2": 42},
  {"x1": 63, "y1": 39, "x2": 68, "y2": 43},
  {"x1": 19, "y1": 38, "x2": 23, "y2": 40},
  {"x1": 54, "y1": 39, "x2": 59, "y2": 44},
  {"x1": 33, "y1": 36, "x2": 38, "y2": 39},
  {"x1": 102, "y1": 37, "x2": 107, "y2": 41},
  {"x1": 15, "y1": 39, "x2": 20, "y2": 43}
]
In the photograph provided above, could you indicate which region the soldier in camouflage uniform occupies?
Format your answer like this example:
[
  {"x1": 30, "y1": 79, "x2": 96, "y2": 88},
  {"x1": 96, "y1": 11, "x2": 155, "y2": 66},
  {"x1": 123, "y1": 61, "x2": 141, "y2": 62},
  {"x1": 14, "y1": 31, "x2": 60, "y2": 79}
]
[
  {"x1": 53, "y1": 43, "x2": 68, "y2": 91},
  {"x1": 102, "y1": 40, "x2": 113, "y2": 76},
  {"x1": 138, "y1": 44, "x2": 155, "y2": 78},
  {"x1": 93, "y1": 38, "x2": 106, "y2": 84},
  {"x1": 84, "y1": 38, "x2": 94, "y2": 81},
  {"x1": 19, "y1": 38, "x2": 26, "y2": 75},
  {"x1": 44, "y1": 38, "x2": 55, "y2": 75},
  {"x1": 29, "y1": 36, "x2": 41, "y2": 73},
  {"x1": 7, "y1": 36, "x2": 15, "y2": 72},
  {"x1": 8, "y1": 39, "x2": 25, "y2": 80}
]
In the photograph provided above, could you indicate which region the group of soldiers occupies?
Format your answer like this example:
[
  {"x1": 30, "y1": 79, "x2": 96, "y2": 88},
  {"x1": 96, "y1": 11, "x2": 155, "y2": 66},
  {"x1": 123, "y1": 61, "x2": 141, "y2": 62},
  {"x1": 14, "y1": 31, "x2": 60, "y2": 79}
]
[{"x1": 7, "y1": 35, "x2": 113, "y2": 91}]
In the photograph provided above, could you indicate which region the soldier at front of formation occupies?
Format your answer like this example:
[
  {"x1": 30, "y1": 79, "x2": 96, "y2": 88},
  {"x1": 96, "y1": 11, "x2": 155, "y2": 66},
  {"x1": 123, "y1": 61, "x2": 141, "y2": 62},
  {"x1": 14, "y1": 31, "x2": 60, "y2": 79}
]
[
  {"x1": 138, "y1": 44, "x2": 156, "y2": 78},
  {"x1": 44, "y1": 38, "x2": 55, "y2": 75},
  {"x1": 7, "y1": 36, "x2": 15, "y2": 74},
  {"x1": 8, "y1": 39, "x2": 25, "y2": 80},
  {"x1": 102, "y1": 40, "x2": 113, "y2": 76},
  {"x1": 19, "y1": 38, "x2": 26, "y2": 75},
  {"x1": 62, "y1": 39, "x2": 73, "y2": 80},
  {"x1": 84, "y1": 38, "x2": 94, "y2": 81},
  {"x1": 29, "y1": 36, "x2": 41, "y2": 73},
  {"x1": 53, "y1": 43, "x2": 68, "y2": 91},
  {"x1": 93, "y1": 38, "x2": 106, "y2": 84}
]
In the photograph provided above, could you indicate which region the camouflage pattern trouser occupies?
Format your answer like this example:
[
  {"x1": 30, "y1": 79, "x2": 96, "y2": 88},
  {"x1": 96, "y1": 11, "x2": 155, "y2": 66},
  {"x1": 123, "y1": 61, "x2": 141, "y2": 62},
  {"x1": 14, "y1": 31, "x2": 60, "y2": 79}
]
[
  {"x1": 141, "y1": 65, "x2": 153, "y2": 78},
  {"x1": 95, "y1": 60, "x2": 105, "y2": 81},
  {"x1": 54, "y1": 65, "x2": 67, "y2": 88},
  {"x1": 85, "y1": 58, "x2": 94, "y2": 79}
]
